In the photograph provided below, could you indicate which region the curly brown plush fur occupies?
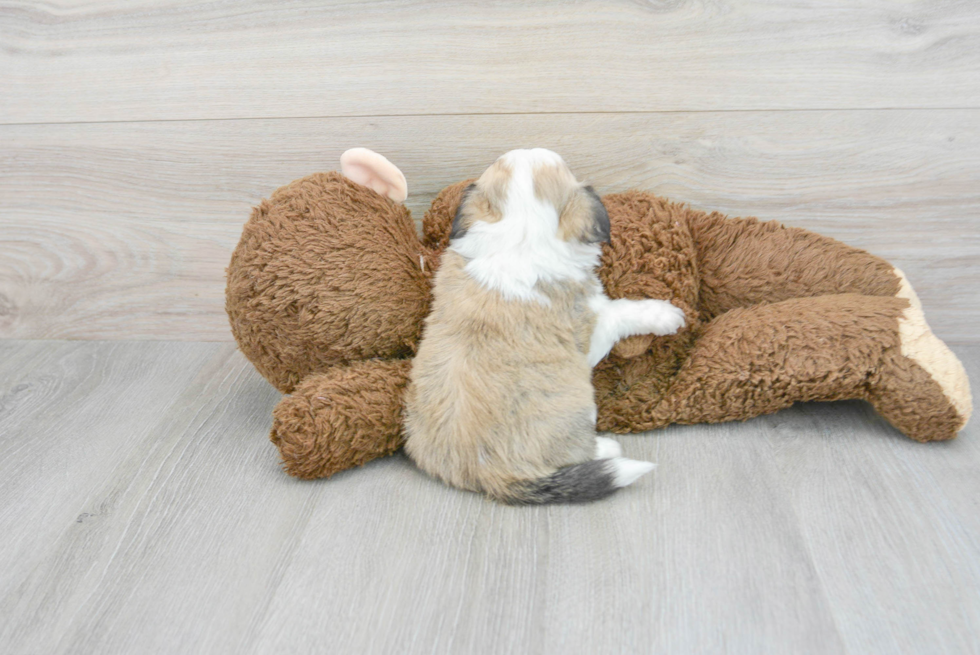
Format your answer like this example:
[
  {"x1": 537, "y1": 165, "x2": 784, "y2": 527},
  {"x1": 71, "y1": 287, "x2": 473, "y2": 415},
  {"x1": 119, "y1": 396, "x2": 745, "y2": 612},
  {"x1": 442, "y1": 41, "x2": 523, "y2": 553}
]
[
  {"x1": 227, "y1": 171, "x2": 972, "y2": 479},
  {"x1": 270, "y1": 359, "x2": 411, "y2": 479},
  {"x1": 226, "y1": 173, "x2": 433, "y2": 393}
]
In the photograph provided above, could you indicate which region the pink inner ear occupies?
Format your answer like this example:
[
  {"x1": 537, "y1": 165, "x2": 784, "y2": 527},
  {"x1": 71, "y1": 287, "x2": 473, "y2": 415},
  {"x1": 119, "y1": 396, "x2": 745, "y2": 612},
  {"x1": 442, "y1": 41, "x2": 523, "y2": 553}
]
[{"x1": 340, "y1": 148, "x2": 408, "y2": 202}]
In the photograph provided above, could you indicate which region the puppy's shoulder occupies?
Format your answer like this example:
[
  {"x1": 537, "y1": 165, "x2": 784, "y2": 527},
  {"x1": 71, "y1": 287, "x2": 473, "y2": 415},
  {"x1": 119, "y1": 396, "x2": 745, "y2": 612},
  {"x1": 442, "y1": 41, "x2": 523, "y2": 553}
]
[{"x1": 429, "y1": 250, "x2": 500, "y2": 315}]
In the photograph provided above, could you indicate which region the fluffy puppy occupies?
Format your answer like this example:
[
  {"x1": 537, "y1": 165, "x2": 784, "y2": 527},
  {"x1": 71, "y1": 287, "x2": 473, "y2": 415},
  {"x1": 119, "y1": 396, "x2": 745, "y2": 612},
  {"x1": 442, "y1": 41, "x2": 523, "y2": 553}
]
[{"x1": 404, "y1": 149, "x2": 686, "y2": 504}]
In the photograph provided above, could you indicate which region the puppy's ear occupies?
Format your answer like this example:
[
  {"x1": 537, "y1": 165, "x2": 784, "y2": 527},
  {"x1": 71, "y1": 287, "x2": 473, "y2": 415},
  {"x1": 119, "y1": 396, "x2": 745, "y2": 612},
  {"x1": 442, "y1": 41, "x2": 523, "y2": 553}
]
[
  {"x1": 450, "y1": 183, "x2": 477, "y2": 240},
  {"x1": 557, "y1": 184, "x2": 610, "y2": 244},
  {"x1": 583, "y1": 186, "x2": 610, "y2": 244}
]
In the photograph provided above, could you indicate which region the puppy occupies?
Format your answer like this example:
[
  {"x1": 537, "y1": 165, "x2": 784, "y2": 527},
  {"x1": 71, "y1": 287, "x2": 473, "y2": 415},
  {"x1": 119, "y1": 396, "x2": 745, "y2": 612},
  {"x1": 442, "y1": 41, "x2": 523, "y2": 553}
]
[{"x1": 404, "y1": 149, "x2": 686, "y2": 504}]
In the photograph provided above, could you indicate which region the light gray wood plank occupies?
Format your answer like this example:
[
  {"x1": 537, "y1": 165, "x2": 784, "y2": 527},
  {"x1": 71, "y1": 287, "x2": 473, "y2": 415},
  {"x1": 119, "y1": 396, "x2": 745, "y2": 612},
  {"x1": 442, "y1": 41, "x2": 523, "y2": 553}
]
[
  {"x1": 1, "y1": 340, "x2": 978, "y2": 653},
  {"x1": 755, "y1": 344, "x2": 980, "y2": 655},
  {"x1": 2, "y1": 0, "x2": 980, "y2": 124},
  {"x1": 245, "y1": 430, "x2": 844, "y2": 654},
  {"x1": 2, "y1": 109, "x2": 978, "y2": 342},
  {"x1": 0, "y1": 342, "x2": 228, "y2": 607},
  {"x1": 0, "y1": 344, "x2": 286, "y2": 654}
]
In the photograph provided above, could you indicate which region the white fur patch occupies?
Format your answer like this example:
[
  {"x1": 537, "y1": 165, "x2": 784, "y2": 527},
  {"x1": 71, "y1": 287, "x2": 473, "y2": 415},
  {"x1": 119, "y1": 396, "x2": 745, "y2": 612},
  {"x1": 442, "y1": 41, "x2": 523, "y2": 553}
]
[
  {"x1": 594, "y1": 436, "x2": 622, "y2": 459},
  {"x1": 894, "y1": 268, "x2": 972, "y2": 427},
  {"x1": 449, "y1": 149, "x2": 601, "y2": 304}
]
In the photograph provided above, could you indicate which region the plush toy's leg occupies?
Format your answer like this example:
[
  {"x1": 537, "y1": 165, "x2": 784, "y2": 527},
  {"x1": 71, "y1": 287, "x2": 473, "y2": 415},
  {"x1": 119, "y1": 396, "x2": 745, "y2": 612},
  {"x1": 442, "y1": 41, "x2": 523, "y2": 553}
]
[
  {"x1": 888, "y1": 268, "x2": 972, "y2": 434},
  {"x1": 270, "y1": 359, "x2": 411, "y2": 479},
  {"x1": 668, "y1": 210, "x2": 972, "y2": 439},
  {"x1": 633, "y1": 293, "x2": 969, "y2": 442},
  {"x1": 686, "y1": 211, "x2": 903, "y2": 319}
]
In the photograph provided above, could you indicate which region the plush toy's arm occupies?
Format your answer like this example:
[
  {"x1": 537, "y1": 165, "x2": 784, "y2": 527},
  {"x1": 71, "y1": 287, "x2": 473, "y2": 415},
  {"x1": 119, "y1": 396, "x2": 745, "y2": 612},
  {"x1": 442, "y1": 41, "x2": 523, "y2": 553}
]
[{"x1": 270, "y1": 359, "x2": 411, "y2": 479}]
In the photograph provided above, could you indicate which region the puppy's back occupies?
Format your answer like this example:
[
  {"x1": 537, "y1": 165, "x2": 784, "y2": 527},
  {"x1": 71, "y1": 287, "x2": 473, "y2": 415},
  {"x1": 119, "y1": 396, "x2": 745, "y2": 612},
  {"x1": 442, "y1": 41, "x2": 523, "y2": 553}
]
[{"x1": 405, "y1": 252, "x2": 633, "y2": 503}]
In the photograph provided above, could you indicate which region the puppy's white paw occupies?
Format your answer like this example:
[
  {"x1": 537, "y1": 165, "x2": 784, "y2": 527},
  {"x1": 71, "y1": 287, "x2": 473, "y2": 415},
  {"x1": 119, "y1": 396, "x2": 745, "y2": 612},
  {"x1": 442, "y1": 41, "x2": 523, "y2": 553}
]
[
  {"x1": 638, "y1": 299, "x2": 687, "y2": 336},
  {"x1": 594, "y1": 436, "x2": 622, "y2": 459}
]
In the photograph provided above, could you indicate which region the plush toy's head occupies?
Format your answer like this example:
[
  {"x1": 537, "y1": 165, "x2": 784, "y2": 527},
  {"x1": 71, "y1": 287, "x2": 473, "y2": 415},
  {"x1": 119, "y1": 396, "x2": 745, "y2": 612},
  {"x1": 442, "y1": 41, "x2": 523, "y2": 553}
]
[{"x1": 226, "y1": 169, "x2": 432, "y2": 394}]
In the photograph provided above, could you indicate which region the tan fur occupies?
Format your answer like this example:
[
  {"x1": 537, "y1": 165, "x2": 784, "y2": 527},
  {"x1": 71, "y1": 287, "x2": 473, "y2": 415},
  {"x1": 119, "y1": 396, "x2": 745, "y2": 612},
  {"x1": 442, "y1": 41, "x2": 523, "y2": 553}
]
[
  {"x1": 451, "y1": 159, "x2": 511, "y2": 235},
  {"x1": 404, "y1": 156, "x2": 610, "y2": 502},
  {"x1": 533, "y1": 163, "x2": 601, "y2": 243},
  {"x1": 480, "y1": 158, "x2": 513, "y2": 214},
  {"x1": 558, "y1": 189, "x2": 602, "y2": 242},
  {"x1": 404, "y1": 252, "x2": 599, "y2": 500}
]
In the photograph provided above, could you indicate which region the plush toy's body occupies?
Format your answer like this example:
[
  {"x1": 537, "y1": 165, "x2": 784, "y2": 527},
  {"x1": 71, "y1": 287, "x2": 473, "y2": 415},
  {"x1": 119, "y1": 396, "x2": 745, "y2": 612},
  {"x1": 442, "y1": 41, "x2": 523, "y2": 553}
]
[{"x1": 226, "y1": 152, "x2": 972, "y2": 479}]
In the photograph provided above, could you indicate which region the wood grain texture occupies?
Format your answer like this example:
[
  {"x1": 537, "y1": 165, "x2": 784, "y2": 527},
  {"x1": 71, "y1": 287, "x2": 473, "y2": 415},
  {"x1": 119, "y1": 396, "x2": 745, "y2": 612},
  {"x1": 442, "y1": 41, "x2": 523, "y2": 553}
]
[
  {"x1": 760, "y1": 401, "x2": 980, "y2": 655},
  {"x1": 0, "y1": 341, "x2": 228, "y2": 622},
  {"x1": 0, "y1": 344, "x2": 287, "y2": 655},
  {"x1": 762, "y1": 344, "x2": 980, "y2": 655},
  {"x1": 248, "y1": 427, "x2": 845, "y2": 655},
  {"x1": 0, "y1": 340, "x2": 978, "y2": 654},
  {"x1": 2, "y1": 0, "x2": 980, "y2": 124},
  {"x1": 2, "y1": 109, "x2": 978, "y2": 342}
]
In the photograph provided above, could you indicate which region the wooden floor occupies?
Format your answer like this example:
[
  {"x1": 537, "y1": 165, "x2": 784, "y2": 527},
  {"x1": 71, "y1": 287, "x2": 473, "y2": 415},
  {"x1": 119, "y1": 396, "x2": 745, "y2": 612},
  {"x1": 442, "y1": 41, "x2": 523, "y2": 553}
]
[
  {"x1": 2, "y1": 1, "x2": 979, "y2": 653},
  {"x1": 0, "y1": 340, "x2": 977, "y2": 654}
]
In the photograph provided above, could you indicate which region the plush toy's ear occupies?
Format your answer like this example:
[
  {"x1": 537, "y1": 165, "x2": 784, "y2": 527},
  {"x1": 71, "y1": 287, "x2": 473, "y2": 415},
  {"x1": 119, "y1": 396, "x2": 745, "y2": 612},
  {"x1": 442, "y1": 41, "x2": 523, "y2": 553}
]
[{"x1": 340, "y1": 148, "x2": 408, "y2": 202}]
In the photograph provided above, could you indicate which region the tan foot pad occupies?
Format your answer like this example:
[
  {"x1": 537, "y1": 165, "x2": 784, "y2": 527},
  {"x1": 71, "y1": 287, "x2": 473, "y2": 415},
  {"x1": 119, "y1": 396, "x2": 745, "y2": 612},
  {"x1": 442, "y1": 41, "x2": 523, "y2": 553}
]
[{"x1": 894, "y1": 268, "x2": 973, "y2": 430}]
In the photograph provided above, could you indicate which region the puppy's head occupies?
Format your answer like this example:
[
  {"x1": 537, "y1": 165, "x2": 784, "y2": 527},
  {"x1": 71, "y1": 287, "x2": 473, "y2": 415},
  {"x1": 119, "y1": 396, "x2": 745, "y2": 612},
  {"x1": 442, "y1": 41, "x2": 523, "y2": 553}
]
[{"x1": 450, "y1": 149, "x2": 610, "y2": 245}]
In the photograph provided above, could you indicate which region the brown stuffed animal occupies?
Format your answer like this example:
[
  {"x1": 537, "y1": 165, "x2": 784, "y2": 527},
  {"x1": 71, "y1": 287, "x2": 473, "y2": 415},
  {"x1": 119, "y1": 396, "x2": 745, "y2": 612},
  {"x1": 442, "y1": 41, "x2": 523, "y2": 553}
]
[{"x1": 226, "y1": 149, "x2": 972, "y2": 479}]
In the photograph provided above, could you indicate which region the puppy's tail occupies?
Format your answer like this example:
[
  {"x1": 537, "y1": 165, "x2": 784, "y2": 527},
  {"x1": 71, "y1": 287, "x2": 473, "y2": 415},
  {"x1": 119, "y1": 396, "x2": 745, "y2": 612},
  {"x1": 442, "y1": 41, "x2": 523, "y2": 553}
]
[{"x1": 501, "y1": 457, "x2": 655, "y2": 505}]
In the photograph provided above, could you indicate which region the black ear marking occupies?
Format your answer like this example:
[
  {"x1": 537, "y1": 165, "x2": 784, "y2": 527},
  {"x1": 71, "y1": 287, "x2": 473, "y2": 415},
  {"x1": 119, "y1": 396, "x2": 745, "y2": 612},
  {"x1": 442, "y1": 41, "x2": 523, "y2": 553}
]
[
  {"x1": 450, "y1": 183, "x2": 477, "y2": 240},
  {"x1": 584, "y1": 186, "x2": 610, "y2": 244}
]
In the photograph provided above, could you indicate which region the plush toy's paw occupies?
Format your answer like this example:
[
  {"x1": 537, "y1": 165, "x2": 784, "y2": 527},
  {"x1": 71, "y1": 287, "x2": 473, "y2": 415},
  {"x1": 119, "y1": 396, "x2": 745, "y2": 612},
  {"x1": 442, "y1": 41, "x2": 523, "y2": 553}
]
[
  {"x1": 869, "y1": 348, "x2": 967, "y2": 442},
  {"x1": 895, "y1": 269, "x2": 973, "y2": 428},
  {"x1": 637, "y1": 299, "x2": 687, "y2": 336},
  {"x1": 866, "y1": 270, "x2": 971, "y2": 442},
  {"x1": 611, "y1": 334, "x2": 654, "y2": 359},
  {"x1": 270, "y1": 360, "x2": 412, "y2": 479}
]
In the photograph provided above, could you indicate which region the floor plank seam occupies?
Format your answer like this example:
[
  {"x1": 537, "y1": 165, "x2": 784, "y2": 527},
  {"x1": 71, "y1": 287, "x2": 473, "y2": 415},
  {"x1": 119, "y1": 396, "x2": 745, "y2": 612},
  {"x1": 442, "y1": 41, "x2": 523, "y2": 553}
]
[{"x1": 3, "y1": 105, "x2": 980, "y2": 129}]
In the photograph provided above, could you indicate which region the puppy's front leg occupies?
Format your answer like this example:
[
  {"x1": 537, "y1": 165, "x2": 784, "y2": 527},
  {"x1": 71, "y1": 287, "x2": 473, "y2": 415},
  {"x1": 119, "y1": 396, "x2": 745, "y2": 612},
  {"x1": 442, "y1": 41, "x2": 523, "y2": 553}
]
[{"x1": 587, "y1": 293, "x2": 686, "y2": 367}]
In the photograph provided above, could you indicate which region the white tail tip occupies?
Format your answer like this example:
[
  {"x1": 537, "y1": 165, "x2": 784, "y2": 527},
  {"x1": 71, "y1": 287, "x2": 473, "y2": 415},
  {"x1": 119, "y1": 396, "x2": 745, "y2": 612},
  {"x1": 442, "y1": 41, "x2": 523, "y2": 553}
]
[{"x1": 611, "y1": 458, "x2": 656, "y2": 488}]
